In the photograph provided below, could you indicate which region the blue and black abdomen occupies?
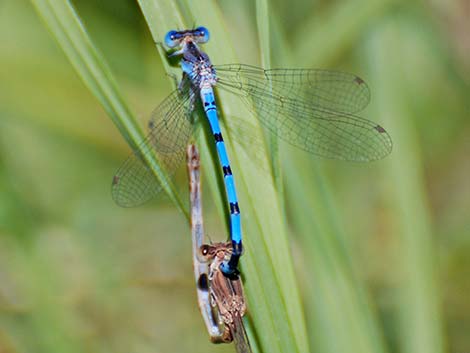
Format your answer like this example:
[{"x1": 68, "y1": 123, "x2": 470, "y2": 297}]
[{"x1": 201, "y1": 89, "x2": 242, "y2": 272}]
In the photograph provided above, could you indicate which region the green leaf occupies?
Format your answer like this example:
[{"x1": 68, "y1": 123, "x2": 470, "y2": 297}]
[{"x1": 255, "y1": 0, "x2": 284, "y2": 206}]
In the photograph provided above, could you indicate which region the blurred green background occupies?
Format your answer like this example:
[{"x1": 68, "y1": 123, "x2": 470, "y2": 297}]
[{"x1": 1, "y1": 0, "x2": 469, "y2": 352}]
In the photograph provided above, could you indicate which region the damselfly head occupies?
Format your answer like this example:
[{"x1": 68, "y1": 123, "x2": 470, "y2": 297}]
[
  {"x1": 199, "y1": 242, "x2": 232, "y2": 262},
  {"x1": 164, "y1": 27, "x2": 210, "y2": 48}
]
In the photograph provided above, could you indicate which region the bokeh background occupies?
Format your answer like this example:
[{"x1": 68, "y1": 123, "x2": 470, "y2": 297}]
[{"x1": 1, "y1": 0, "x2": 469, "y2": 352}]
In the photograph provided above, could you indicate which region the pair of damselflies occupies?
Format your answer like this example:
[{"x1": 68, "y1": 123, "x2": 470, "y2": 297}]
[{"x1": 112, "y1": 27, "x2": 392, "y2": 276}]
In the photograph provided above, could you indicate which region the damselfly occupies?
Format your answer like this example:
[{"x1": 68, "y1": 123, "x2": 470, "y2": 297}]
[{"x1": 187, "y1": 144, "x2": 251, "y2": 353}]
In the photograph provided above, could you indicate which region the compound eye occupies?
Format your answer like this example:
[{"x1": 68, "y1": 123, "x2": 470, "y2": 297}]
[
  {"x1": 164, "y1": 30, "x2": 180, "y2": 48},
  {"x1": 200, "y1": 244, "x2": 210, "y2": 257},
  {"x1": 194, "y1": 26, "x2": 210, "y2": 43}
]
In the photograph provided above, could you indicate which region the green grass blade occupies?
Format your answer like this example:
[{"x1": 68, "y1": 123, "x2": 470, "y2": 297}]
[
  {"x1": 285, "y1": 155, "x2": 388, "y2": 353},
  {"x1": 137, "y1": 1, "x2": 310, "y2": 352},
  {"x1": 268, "y1": 3, "x2": 389, "y2": 353},
  {"x1": 255, "y1": 0, "x2": 271, "y2": 69},
  {"x1": 290, "y1": 0, "x2": 396, "y2": 67},
  {"x1": 366, "y1": 17, "x2": 445, "y2": 353},
  {"x1": 29, "y1": 0, "x2": 187, "y2": 217},
  {"x1": 255, "y1": 0, "x2": 284, "y2": 203}
]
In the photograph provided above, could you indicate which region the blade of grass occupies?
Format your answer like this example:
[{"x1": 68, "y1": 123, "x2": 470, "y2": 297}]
[
  {"x1": 137, "y1": 1, "x2": 310, "y2": 352},
  {"x1": 285, "y1": 154, "x2": 388, "y2": 353},
  {"x1": 255, "y1": 0, "x2": 284, "y2": 204},
  {"x1": 267, "y1": 3, "x2": 389, "y2": 353},
  {"x1": 366, "y1": 17, "x2": 445, "y2": 353},
  {"x1": 29, "y1": 0, "x2": 187, "y2": 218},
  {"x1": 290, "y1": 0, "x2": 397, "y2": 67}
]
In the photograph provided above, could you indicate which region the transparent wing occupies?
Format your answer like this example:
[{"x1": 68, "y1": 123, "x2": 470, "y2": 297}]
[
  {"x1": 215, "y1": 64, "x2": 370, "y2": 114},
  {"x1": 215, "y1": 64, "x2": 392, "y2": 161},
  {"x1": 112, "y1": 82, "x2": 195, "y2": 207},
  {"x1": 231, "y1": 314, "x2": 252, "y2": 353}
]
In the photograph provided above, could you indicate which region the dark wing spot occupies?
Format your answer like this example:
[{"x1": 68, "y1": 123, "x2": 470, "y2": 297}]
[
  {"x1": 375, "y1": 125, "x2": 386, "y2": 133},
  {"x1": 354, "y1": 76, "x2": 365, "y2": 85}
]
